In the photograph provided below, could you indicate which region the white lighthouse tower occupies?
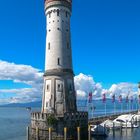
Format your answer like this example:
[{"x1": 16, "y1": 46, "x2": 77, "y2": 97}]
[
  {"x1": 29, "y1": 1, "x2": 88, "y2": 139},
  {"x1": 42, "y1": 0, "x2": 77, "y2": 116}
]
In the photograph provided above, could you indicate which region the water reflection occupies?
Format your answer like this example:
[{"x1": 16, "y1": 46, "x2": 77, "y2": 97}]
[{"x1": 91, "y1": 128, "x2": 138, "y2": 140}]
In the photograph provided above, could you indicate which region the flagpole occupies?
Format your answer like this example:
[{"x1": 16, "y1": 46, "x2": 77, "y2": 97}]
[
  {"x1": 114, "y1": 102, "x2": 115, "y2": 115},
  {"x1": 136, "y1": 98, "x2": 138, "y2": 111},
  {"x1": 129, "y1": 100, "x2": 131, "y2": 113},
  {"x1": 136, "y1": 100, "x2": 138, "y2": 110},
  {"x1": 121, "y1": 102, "x2": 123, "y2": 113},
  {"x1": 92, "y1": 106, "x2": 94, "y2": 118},
  {"x1": 92, "y1": 101, "x2": 94, "y2": 118},
  {"x1": 102, "y1": 93, "x2": 106, "y2": 116},
  {"x1": 105, "y1": 102, "x2": 107, "y2": 116},
  {"x1": 119, "y1": 95, "x2": 123, "y2": 113}
]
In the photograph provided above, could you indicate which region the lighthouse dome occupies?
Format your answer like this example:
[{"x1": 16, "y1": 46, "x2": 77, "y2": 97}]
[{"x1": 45, "y1": 0, "x2": 72, "y2": 10}]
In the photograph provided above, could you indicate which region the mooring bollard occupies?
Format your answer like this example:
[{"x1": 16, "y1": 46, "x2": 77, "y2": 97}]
[
  {"x1": 77, "y1": 127, "x2": 80, "y2": 140},
  {"x1": 88, "y1": 125, "x2": 91, "y2": 140},
  {"x1": 64, "y1": 127, "x2": 67, "y2": 140},
  {"x1": 26, "y1": 126, "x2": 29, "y2": 140},
  {"x1": 49, "y1": 127, "x2": 52, "y2": 140},
  {"x1": 36, "y1": 127, "x2": 39, "y2": 140}
]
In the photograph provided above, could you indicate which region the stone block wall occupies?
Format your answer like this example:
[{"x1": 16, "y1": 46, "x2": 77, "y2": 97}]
[{"x1": 29, "y1": 111, "x2": 88, "y2": 140}]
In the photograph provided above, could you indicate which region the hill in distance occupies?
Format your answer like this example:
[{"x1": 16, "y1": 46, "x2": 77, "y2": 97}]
[{"x1": 0, "y1": 101, "x2": 42, "y2": 108}]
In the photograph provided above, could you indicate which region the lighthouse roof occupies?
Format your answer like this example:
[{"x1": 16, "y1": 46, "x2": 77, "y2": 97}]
[{"x1": 45, "y1": 0, "x2": 72, "y2": 4}]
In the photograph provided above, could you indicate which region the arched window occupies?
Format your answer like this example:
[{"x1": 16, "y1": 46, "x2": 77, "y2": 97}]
[
  {"x1": 48, "y1": 43, "x2": 50, "y2": 50},
  {"x1": 57, "y1": 9, "x2": 59, "y2": 16},
  {"x1": 58, "y1": 58, "x2": 60, "y2": 65}
]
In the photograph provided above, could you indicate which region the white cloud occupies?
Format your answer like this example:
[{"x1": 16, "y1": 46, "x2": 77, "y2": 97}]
[
  {"x1": 0, "y1": 60, "x2": 43, "y2": 86},
  {"x1": 108, "y1": 83, "x2": 138, "y2": 98},
  {"x1": 0, "y1": 60, "x2": 43, "y2": 104},
  {"x1": 0, "y1": 60, "x2": 139, "y2": 104},
  {"x1": 74, "y1": 73, "x2": 138, "y2": 100},
  {"x1": 74, "y1": 73, "x2": 103, "y2": 99}
]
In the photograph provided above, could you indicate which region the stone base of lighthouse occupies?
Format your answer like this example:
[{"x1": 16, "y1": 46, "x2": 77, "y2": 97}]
[{"x1": 29, "y1": 112, "x2": 88, "y2": 140}]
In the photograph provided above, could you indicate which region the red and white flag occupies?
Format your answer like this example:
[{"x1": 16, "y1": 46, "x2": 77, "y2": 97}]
[{"x1": 88, "y1": 92, "x2": 92, "y2": 103}]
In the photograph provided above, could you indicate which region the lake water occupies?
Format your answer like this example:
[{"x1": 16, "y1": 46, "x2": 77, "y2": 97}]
[
  {"x1": 0, "y1": 107, "x2": 40, "y2": 140},
  {"x1": 0, "y1": 100, "x2": 139, "y2": 140},
  {"x1": 92, "y1": 128, "x2": 140, "y2": 140}
]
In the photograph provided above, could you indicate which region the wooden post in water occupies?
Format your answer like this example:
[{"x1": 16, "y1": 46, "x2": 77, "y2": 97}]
[
  {"x1": 64, "y1": 127, "x2": 67, "y2": 140},
  {"x1": 88, "y1": 125, "x2": 91, "y2": 140},
  {"x1": 104, "y1": 124, "x2": 106, "y2": 135},
  {"x1": 36, "y1": 127, "x2": 39, "y2": 140},
  {"x1": 120, "y1": 122, "x2": 122, "y2": 136},
  {"x1": 77, "y1": 127, "x2": 80, "y2": 140},
  {"x1": 120, "y1": 122, "x2": 122, "y2": 131},
  {"x1": 49, "y1": 127, "x2": 52, "y2": 140},
  {"x1": 127, "y1": 121, "x2": 128, "y2": 129},
  {"x1": 113, "y1": 122, "x2": 115, "y2": 137},
  {"x1": 26, "y1": 126, "x2": 29, "y2": 140}
]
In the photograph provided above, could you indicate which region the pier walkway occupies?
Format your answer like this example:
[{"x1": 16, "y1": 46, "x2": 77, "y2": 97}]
[{"x1": 88, "y1": 110, "x2": 139, "y2": 125}]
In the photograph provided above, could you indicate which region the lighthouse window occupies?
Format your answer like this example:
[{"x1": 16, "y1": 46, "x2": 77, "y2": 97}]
[
  {"x1": 49, "y1": 13, "x2": 51, "y2": 18},
  {"x1": 66, "y1": 12, "x2": 68, "y2": 17},
  {"x1": 46, "y1": 85, "x2": 50, "y2": 91},
  {"x1": 57, "y1": 9, "x2": 59, "y2": 16},
  {"x1": 48, "y1": 43, "x2": 50, "y2": 50},
  {"x1": 69, "y1": 84, "x2": 72, "y2": 91},
  {"x1": 58, "y1": 84, "x2": 60, "y2": 89},
  {"x1": 67, "y1": 42, "x2": 70, "y2": 49},
  {"x1": 58, "y1": 58, "x2": 60, "y2": 65},
  {"x1": 57, "y1": 84, "x2": 63, "y2": 92}
]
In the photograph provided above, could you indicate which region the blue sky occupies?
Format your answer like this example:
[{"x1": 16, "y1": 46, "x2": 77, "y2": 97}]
[{"x1": 0, "y1": 0, "x2": 140, "y2": 103}]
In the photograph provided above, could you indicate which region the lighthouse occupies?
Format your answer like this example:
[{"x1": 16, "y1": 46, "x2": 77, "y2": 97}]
[
  {"x1": 29, "y1": 0, "x2": 88, "y2": 139},
  {"x1": 42, "y1": 0, "x2": 77, "y2": 116}
]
